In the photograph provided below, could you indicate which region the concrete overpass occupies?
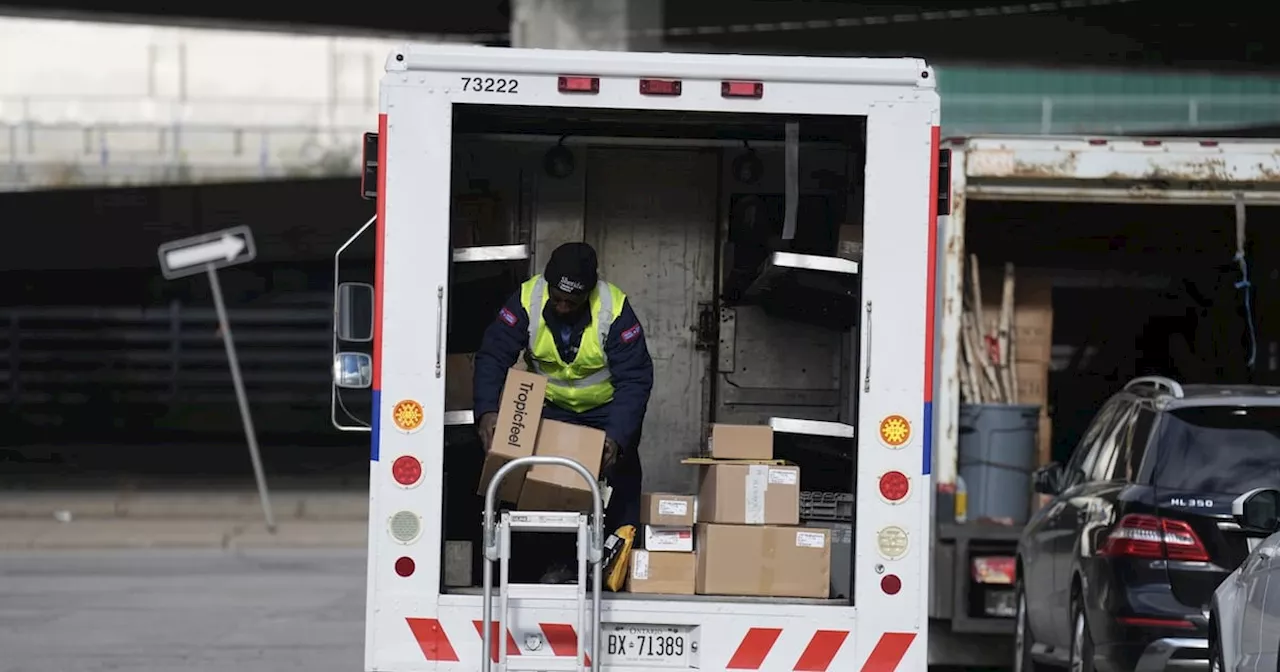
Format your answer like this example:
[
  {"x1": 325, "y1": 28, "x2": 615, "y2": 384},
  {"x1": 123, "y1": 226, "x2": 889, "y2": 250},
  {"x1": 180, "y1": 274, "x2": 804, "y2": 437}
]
[
  {"x1": 2, "y1": 0, "x2": 1278, "y2": 192},
  {"x1": 3, "y1": 0, "x2": 1278, "y2": 72}
]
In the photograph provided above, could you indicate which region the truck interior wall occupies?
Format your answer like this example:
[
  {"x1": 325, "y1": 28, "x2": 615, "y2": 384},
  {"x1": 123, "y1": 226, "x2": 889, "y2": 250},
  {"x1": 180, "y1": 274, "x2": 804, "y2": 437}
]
[
  {"x1": 965, "y1": 198, "x2": 1280, "y2": 463},
  {"x1": 584, "y1": 147, "x2": 719, "y2": 493},
  {"x1": 441, "y1": 106, "x2": 866, "y2": 599}
]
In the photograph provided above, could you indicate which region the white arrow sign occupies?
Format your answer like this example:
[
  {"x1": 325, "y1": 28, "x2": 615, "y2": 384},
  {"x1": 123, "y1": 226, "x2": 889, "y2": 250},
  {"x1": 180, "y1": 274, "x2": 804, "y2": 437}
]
[
  {"x1": 157, "y1": 225, "x2": 256, "y2": 280},
  {"x1": 154, "y1": 223, "x2": 274, "y2": 532}
]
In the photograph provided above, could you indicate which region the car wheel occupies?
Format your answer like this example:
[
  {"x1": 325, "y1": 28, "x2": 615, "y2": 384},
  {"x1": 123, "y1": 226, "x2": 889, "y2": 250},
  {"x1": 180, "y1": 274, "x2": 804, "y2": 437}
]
[
  {"x1": 1014, "y1": 580, "x2": 1039, "y2": 672},
  {"x1": 1070, "y1": 597, "x2": 1095, "y2": 672}
]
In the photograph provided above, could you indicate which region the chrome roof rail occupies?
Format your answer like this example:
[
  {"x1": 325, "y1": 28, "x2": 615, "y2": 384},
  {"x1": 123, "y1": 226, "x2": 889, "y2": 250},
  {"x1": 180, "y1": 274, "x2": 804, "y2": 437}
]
[{"x1": 1124, "y1": 375, "x2": 1185, "y2": 399}]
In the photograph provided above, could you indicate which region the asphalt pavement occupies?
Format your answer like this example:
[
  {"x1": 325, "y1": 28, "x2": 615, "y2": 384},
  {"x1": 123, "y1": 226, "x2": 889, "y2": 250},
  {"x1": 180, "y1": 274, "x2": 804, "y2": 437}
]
[{"x1": 0, "y1": 548, "x2": 367, "y2": 672}]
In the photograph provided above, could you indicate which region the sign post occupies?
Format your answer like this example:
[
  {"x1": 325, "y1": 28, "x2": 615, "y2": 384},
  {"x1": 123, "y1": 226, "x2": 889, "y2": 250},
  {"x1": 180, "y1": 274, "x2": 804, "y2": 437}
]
[{"x1": 158, "y1": 226, "x2": 276, "y2": 533}]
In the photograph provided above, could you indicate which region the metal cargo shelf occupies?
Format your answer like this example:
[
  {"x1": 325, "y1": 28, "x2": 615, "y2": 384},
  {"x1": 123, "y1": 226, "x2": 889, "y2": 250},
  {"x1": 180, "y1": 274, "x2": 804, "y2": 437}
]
[
  {"x1": 452, "y1": 244, "x2": 530, "y2": 264},
  {"x1": 743, "y1": 252, "x2": 861, "y2": 329},
  {"x1": 769, "y1": 416, "x2": 855, "y2": 439},
  {"x1": 444, "y1": 410, "x2": 474, "y2": 426}
]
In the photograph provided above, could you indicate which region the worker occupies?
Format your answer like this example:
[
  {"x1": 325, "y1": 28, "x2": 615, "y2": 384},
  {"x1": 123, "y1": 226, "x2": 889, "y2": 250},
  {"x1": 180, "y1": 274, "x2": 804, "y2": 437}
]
[{"x1": 473, "y1": 241, "x2": 654, "y2": 583}]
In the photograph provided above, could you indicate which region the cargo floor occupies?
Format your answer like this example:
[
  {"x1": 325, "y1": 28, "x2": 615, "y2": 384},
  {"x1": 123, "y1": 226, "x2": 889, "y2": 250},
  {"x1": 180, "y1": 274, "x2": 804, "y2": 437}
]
[{"x1": 445, "y1": 587, "x2": 844, "y2": 606}]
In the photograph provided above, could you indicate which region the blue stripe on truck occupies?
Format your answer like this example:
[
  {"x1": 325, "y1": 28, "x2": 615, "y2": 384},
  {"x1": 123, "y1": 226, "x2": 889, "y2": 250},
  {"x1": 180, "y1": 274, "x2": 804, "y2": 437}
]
[{"x1": 370, "y1": 389, "x2": 381, "y2": 462}]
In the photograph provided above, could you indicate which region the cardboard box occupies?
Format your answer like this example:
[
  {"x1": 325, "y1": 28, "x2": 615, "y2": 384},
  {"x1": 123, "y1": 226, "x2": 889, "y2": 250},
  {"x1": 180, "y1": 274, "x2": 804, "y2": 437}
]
[
  {"x1": 518, "y1": 420, "x2": 605, "y2": 511},
  {"x1": 981, "y1": 270, "x2": 1054, "y2": 365},
  {"x1": 628, "y1": 549, "x2": 696, "y2": 595},
  {"x1": 1014, "y1": 361, "x2": 1048, "y2": 407},
  {"x1": 477, "y1": 369, "x2": 547, "y2": 504},
  {"x1": 445, "y1": 353, "x2": 475, "y2": 412},
  {"x1": 641, "y1": 493, "x2": 696, "y2": 527},
  {"x1": 695, "y1": 524, "x2": 830, "y2": 598},
  {"x1": 697, "y1": 463, "x2": 799, "y2": 525},
  {"x1": 644, "y1": 525, "x2": 694, "y2": 553},
  {"x1": 706, "y1": 424, "x2": 774, "y2": 461}
]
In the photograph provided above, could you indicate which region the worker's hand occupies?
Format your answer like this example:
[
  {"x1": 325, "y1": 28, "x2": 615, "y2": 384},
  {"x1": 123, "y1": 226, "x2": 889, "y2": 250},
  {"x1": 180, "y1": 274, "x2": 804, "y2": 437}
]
[
  {"x1": 601, "y1": 437, "x2": 621, "y2": 476},
  {"x1": 477, "y1": 412, "x2": 498, "y2": 452}
]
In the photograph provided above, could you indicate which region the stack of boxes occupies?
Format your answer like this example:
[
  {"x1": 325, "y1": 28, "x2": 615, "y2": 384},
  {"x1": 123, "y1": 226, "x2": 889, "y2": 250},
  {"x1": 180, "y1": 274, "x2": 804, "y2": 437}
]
[
  {"x1": 628, "y1": 424, "x2": 833, "y2": 598},
  {"x1": 474, "y1": 368, "x2": 833, "y2": 599},
  {"x1": 626, "y1": 493, "x2": 697, "y2": 594},
  {"x1": 688, "y1": 424, "x2": 831, "y2": 599},
  {"x1": 476, "y1": 369, "x2": 609, "y2": 511}
]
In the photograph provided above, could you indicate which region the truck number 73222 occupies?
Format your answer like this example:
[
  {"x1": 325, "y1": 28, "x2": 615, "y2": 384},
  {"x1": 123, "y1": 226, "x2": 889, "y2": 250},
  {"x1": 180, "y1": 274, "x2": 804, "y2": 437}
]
[{"x1": 460, "y1": 77, "x2": 519, "y2": 94}]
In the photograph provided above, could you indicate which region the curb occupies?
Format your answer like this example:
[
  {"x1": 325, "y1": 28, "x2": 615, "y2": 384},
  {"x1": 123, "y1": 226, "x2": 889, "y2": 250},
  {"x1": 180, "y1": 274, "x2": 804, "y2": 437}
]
[
  {"x1": 0, "y1": 518, "x2": 369, "y2": 551},
  {"x1": 0, "y1": 491, "x2": 370, "y2": 522}
]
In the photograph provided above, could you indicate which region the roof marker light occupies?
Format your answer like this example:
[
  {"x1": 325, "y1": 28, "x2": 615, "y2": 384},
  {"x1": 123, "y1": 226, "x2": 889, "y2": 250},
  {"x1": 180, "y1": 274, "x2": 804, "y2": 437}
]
[
  {"x1": 640, "y1": 79, "x2": 681, "y2": 96},
  {"x1": 721, "y1": 81, "x2": 763, "y2": 99},
  {"x1": 558, "y1": 76, "x2": 600, "y2": 94}
]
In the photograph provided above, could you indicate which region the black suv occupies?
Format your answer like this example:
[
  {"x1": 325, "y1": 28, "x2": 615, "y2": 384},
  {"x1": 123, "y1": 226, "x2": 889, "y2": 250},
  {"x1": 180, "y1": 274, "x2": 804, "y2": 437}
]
[{"x1": 1014, "y1": 376, "x2": 1280, "y2": 672}]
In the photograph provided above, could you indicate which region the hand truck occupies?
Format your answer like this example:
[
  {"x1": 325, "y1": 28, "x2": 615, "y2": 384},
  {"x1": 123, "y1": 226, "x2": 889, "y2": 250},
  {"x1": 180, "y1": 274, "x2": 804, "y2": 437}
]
[{"x1": 481, "y1": 455, "x2": 605, "y2": 672}]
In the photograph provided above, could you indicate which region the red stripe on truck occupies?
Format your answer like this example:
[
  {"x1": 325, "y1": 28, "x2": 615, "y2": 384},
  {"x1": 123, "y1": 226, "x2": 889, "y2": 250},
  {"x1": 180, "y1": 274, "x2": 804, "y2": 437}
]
[
  {"x1": 860, "y1": 632, "x2": 917, "y2": 671},
  {"x1": 405, "y1": 617, "x2": 459, "y2": 662},
  {"x1": 726, "y1": 627, "x2": 783, "y2": 669}
]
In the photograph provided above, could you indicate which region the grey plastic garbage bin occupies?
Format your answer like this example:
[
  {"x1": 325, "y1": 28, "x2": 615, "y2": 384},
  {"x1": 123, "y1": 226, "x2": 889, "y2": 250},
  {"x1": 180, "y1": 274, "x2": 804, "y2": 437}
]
[{"x1": 958, "y1": 403, "x2": 1041, "y2": 525}]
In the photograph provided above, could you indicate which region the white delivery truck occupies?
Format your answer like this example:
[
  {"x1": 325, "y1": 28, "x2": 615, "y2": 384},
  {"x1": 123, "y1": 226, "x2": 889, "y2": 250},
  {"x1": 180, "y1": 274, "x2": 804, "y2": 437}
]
[{"x1": 330, "y1": 43, "x2": 951, "y2": 671}]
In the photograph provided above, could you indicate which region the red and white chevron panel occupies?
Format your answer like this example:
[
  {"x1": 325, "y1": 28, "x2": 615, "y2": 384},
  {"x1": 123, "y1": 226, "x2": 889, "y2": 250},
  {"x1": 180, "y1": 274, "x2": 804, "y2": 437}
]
[{"x1": 404, "y1": 618, "x2": 915, "y2": 671}]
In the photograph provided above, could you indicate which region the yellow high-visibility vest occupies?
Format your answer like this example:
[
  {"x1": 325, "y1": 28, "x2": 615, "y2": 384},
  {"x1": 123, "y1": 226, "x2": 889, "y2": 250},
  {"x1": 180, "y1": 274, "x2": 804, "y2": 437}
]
[{"x1": 519, "y1": 274, "x2": 626, "y2": 412}]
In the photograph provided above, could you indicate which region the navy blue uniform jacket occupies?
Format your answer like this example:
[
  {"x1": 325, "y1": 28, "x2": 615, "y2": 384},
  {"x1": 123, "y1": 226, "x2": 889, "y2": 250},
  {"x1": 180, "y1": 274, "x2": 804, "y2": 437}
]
[{"x1": 473, "y1": 290, "x2": 655, "y2": 456}]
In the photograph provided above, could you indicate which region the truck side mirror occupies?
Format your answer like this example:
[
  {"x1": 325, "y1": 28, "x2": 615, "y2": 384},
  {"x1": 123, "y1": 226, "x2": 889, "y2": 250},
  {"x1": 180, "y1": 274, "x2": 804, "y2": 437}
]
[
  {"x1": 336, "y1": 282, "x2": 375, "y2": 342},
  {"x1": 1032, "y1": 462, "x2": 1064, "y2": 496},
  {"x1": 333, "y1": 352, "x2": 373, "y2": 389},
  {"x1": 1234, "y1": 488, "x2": 1280, "y2": 535}
]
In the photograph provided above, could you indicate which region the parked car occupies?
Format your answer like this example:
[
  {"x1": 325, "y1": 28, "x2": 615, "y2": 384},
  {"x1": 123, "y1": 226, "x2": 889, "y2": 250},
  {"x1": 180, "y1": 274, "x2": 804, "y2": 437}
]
[
  {"x1": 1209, "y1": 487, "x2": 1280, "y2": 671},
  {"x1": 1014, "y1": 376, "x2": 1280, "y2": 671}
]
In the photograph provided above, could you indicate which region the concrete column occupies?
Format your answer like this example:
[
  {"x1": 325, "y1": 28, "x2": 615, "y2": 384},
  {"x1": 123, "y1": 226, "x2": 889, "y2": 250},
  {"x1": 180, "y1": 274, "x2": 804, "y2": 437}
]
[{"x1": 510, "y1": 0, "x2": 663, "y2": 51}]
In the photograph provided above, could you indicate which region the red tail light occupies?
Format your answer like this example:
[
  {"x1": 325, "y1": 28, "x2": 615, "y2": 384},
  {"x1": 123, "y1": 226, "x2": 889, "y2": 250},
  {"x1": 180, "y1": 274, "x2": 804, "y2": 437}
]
[
  {"x1": 640, "y1": 78, "x2": 681, "y2": 96},
  {"x1": 558, "y1": 76, "x2": 600, "y2": 93},
  {"x1": 972, "y1": 556, "x2": 1017, "y2": 585},
  {"x1": 722, "y1": 81, "x2": 764, "y2": 98},
  {"x1": 1099, "y1": 514, "x2": 1209, "y2": 562}
]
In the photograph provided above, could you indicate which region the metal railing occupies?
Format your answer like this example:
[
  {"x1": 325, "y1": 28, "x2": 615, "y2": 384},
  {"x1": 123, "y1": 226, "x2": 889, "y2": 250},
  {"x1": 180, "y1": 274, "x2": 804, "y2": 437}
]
[
  {"x1": 941, "y1": 94, "x2": 1280, "y2": 136},
  {"x1": 0, "y1": 299, "x2": 341, "y2": 435},
  {"x1": 5, "y1": 92, "x2": 1279, "y2": 188},
  {"x1": 0, "y1": 95, "x2": 377, "y2": 189}
]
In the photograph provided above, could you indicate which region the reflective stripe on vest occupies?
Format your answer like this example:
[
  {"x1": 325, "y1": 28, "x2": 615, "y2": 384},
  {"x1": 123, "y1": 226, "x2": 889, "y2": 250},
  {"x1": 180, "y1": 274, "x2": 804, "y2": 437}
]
[{"x1": 522, "y1": 276, "x2": 624, "y2": 411}]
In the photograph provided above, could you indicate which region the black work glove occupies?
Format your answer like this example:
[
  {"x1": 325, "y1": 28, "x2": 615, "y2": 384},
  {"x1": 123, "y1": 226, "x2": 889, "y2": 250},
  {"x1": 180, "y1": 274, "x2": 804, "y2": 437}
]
[
  {"x1": 601, "y1": 437, "x2": 621, "y2": 477},
  {"x1": 477, "y1": 412, "x2": 497, "y2": 452}
]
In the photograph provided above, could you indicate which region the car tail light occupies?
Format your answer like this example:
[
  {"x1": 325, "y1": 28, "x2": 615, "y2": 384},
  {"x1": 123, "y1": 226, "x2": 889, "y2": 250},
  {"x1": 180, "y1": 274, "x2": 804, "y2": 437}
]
[
  {"x1": 1100, "y1": 514, "x2": 1209, "y2": 562},
  {"x1": 558, "y1": 76, "x2": 600, "y2": 93},
  {"x1": 639, "y1": 79, "x2": 681, "y2": 96},
  {"x1": 721, "y1": 81, "x2": 763, "y2": 98},
  {"x1": 971, "y1": 556, "x2": 1017, "y2": 585}
]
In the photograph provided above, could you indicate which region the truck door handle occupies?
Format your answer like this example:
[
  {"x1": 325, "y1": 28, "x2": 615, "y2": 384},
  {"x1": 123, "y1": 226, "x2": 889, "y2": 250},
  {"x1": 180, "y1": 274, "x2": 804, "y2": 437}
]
[{"x1": 434, "y1": 285, "x2": 444, "y2": 378}]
